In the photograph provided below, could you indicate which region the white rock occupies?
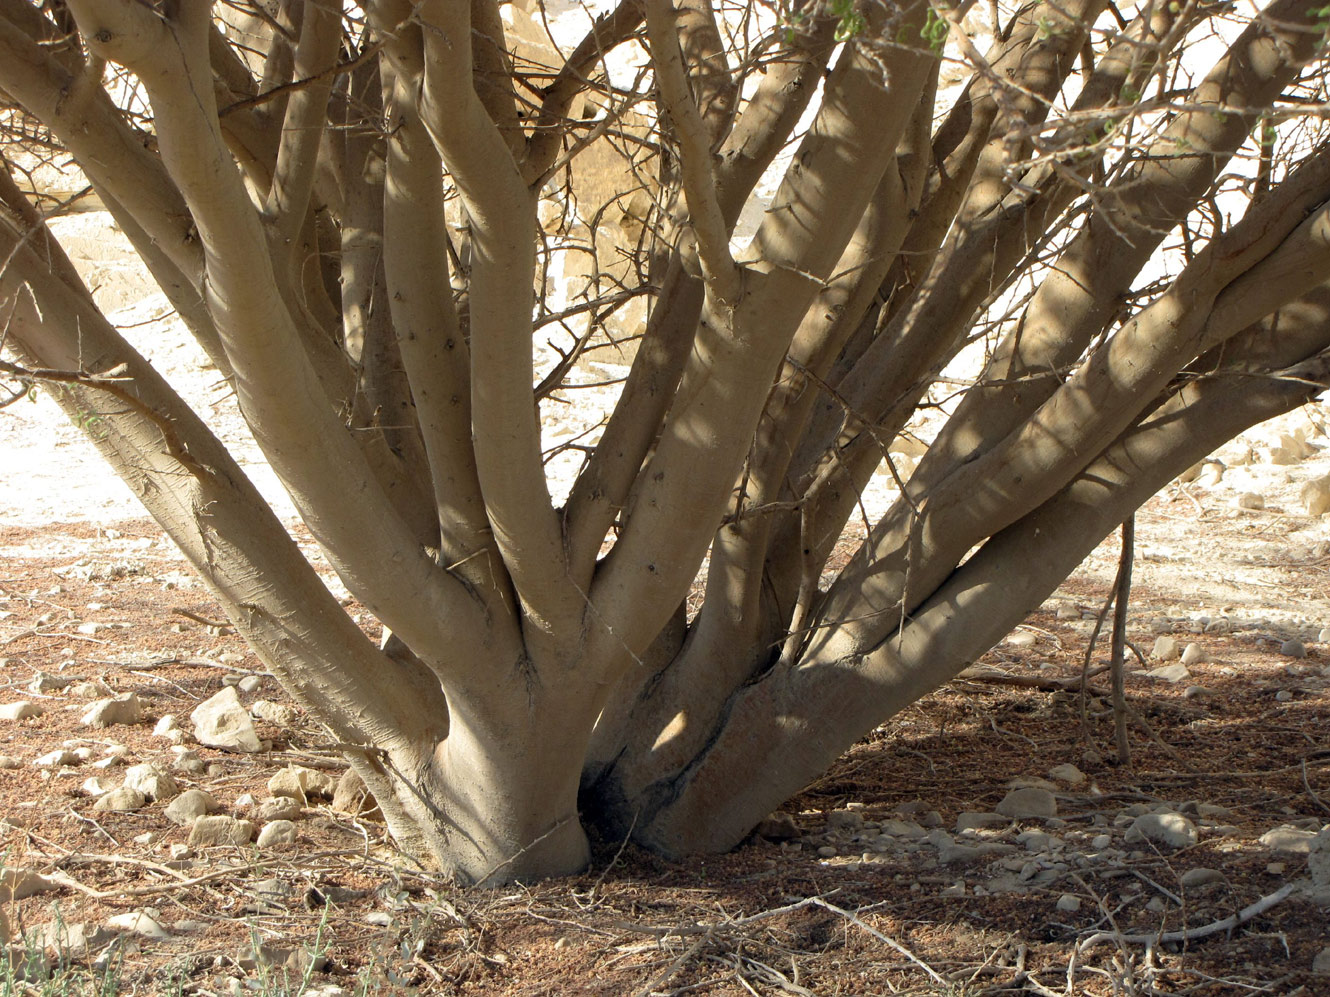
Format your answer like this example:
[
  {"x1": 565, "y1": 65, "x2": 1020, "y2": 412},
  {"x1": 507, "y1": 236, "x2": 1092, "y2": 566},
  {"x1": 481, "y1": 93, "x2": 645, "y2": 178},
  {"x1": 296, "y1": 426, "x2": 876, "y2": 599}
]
[
  {"x1": 1259, "y1": 825, "x2": 1317, "y2": 854},
  {"x1": 25, "y1": 921, "x2": 114, "y2": 959},
  {"x1": 92, "y1": 786, "x2": 146, "y2": 812},
  {"x1": 0, "y1": 868, "x2": 61, "y2": 900},
  {"x1": 1180, "y1": 868, "x2": 1226, "y2": 888},
  {"x1": 1006, "y1": 631, "x2": 1036, "y2": 648},
  {"x1": 1124, "y1": 812, "x2": 1197, "y2": 849},
  {"x1": 152, "y1": 714, "x2": 179, "y2": 736},
  {"x1": 1145, "y1": 663, "x2": 1190, "y2": 683},
  {"x1": 190, "y1": 686, "x2": 262, "y2": 752},
  {"x1": 80, "y1": 693, "x2": 143, "y2": 728},
  {"x1": 1151, "y1": 636, "x2": 1180, "y2": 660},
  {"x1": 163, "y1": 789, "x2": 219, "y2": 826},
  {"x1": 1270, "y1": 433, "x2": 1314, "y2": 465},
  {"x1": 0, "y1": 701, "x2": 43, "y2": 721},
  {"x1": 105, "y1": 911, "x2": 170, "y2": 940},
  {"x1": 237, "y1": 675, "x2": 262, "y2": 694},
  {"x1": 1302, "y1": 476, "x2": 1330, "y2": 516},
  {"x1": 256, "y1": 797, "x2": 303, "y2": 822},
  {"x1": 268, "y1": 765, "x2": 336, "y2": 801},
  {"x1": 256, "y1": 820, "x2": 297, "y2": 848},
  {"x1": 1056, "y1": 894, "x2": 1081, "y2": 913},
  {"x1": 995, "y1": 788, "x2": 1057, "y2": 819},
  {"x1": 123, "y1": 762, "x2": 180, "y2": 802},
  {"x1": 1180, "y1": 643, "x2": 1207, "y2": 665},
  {"x1": 80, "y1": 776, "x2": 111, "y2": 797},
  {"x1": 68, "y1": 680, "x2": 112, "y2": 699},
  {"x1": 1236, "y1": 492, "x2": 1265, "y2": 510},
  {"x1": 187, "y1": 816, "x2": 255, "y2": 847},
  {"x1": 251, "y1": 700, "x2": 297, "y2": 725},
  {"x1": 267, "y1": 770, "x2": 308, "y2": 804},
  {"x1": 34, "y1": 749, "x2": 79, "y2": 768}
]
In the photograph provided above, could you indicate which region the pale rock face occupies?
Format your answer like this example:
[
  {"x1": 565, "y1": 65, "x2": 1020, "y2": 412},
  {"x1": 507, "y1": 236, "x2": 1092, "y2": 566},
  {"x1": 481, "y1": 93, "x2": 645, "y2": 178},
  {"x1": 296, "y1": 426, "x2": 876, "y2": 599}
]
[
  {"x1": 80, "y1": 693, "x2": 143, "y2": 728},
  {"x1": 995, "y1": 788, "x2": 1057, "y2": 819},
  {"x1": 1124, "y1": 812, "x2": 1197, "y2": 849},
  {"x1": 163, "y1": 789, "x2": 220, "y2": 826},
  {"x1": 190, "y1": 686, "x2": 263, "y2": 752},
  {"x1": 92, "y1": 786, "x2": 146, "y2": 812},
  {"x1": 123, "y1": 762, "x2": 180, "y2": 801},
  {"x1": 187, "y1": 815, "x2": 256, "y2": 847},
  {"x1": 256, "y1": 820, "x2": 297, "y2": 849}
]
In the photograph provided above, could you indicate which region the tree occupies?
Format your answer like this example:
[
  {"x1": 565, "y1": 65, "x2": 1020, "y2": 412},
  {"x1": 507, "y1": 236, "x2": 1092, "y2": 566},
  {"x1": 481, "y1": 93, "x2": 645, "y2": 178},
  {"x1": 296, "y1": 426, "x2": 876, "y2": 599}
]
[{"x1": 1, "y1": 0, "x2": 1327, "y2": 884}]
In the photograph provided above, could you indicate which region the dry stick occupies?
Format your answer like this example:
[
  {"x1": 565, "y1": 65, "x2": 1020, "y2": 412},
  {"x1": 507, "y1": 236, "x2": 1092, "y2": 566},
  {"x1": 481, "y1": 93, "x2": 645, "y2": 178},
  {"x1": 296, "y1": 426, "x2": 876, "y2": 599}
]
[
  {"x1": 1077, "y1": 883, "x2": 1297, "y2": 953},
  {"x1": 808, "y1": 898, "x2": 947, "y2": 987},
  {"x1": 1110, "y1": 515, "x2": 1134, "y2": 764}
]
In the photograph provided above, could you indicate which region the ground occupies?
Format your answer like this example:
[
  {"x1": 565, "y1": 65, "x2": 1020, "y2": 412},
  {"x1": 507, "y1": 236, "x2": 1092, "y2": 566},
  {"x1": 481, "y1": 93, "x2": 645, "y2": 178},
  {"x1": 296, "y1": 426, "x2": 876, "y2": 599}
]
[{"x1": 1, "y1": 214, "x2": 1328, "y2": 995}]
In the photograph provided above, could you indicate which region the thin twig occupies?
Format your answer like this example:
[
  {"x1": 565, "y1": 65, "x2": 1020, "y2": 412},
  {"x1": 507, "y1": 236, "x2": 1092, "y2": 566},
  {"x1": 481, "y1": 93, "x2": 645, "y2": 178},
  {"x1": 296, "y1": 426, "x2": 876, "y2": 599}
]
[{"x1": 1077, "y1": 884, "x2": 1297, "y2": 952}]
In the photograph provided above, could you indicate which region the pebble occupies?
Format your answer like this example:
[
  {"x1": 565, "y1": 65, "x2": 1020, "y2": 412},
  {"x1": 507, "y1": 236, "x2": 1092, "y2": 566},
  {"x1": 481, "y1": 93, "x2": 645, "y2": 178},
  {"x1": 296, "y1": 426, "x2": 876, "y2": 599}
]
[
  {"x1": 35, "y1": 748, "x2": 79, "y2": 768},
  {"x1": 1259, "y1": 825, "x2": 1317, "y2": 854},
  {"x1": 816, "y1": 845, "x2": 838, "y2": 858},
  {"x1": 1006, "y1": 631, "x2": 1037, "y2": 648},
  {"x1": 995, "y1": 787, "x2": 1057, "y2": 819},
  {"x1": 68, "y1": 680, "x2": 112, "y2": 699},
  {"x1": 1236, "y1": 492, "x2": 1266, "y2": 510},
  {"x1": 105, "y1": 911, "x2": 170, "y2": 940},
  {"x1": 1319, "y1": 627, "x2": 1330, "y2": 643},
  {"x1": 1091, "y1": 834, "x2": 1113, "y2": 850},
  {"x1": 1280, "y1": 638, "x2": 1307, "y2": 658},
  {"x1": 152, "y1": 714, "x2": 179, "y2": 736},
  {"x1": 255, "y1": 797, "x2": 303, "y2": 823},
  {"x1": 237, "y1": 675, "x2": 262, "y2": 694},
  {"x1": 92, "y1": 786, "x2": 146, "y2": 812},
  {"x1": 1152, "y1": 636, "x2": 1180, "y2": 660},
  {"x1": 251, "y1": 700, "x2": 298, "y2": 726},
  {"x1": 123, "y1": 762, "x2": 180, "y2": 802},
  {"x1": 190, "y1": 686, "x2": 263, "y2": 752},
  {"x1": 1047, "y1": 763, "x2": 1085, "y2": 786},
  {"x1": 256, "y1": 820, "x2": 298, "y2": 849},
  {"x1": 0, "y1": 755, "x2": 20, "y2": 768},
  {"x1": 1180, "y1": 867, "x2": 1227, "y2": 888},
  {"x1": 955, "y1": 812, "x2": 1007, "y2": 833},
  {"x1": 826, "y1": 809, "x2": 865, "y2": 833},
  {"x1": 163, "y1": 789, "x2": 219, "y2": 826},
  {"x1": 1180, "y1": 643, "x2": 1207, "y2": 665},
  {"x1": 1056, "y1": 894, "x2": 1081, "y2": 912},
  {"x1": 1275, "y1": 690, "x2": 1294, "y2": 702},
  {"x1": 1183, "y1": 685, "x2": 1213, "y2": 700},
  {"x1": 187, "y1": 816, "x2": 256, "y2": 847},
  {"x1": 1124, "y1": 812, "x2": 1198, "y2": 849},
  {"x1": 1145, "y1": 663, "x2": 1190, "y2": 683},
  {"x1": 0, "y1": 701, "x2": 43, "y2": 721},
  {"x1": 81, "y1": 693, "x2": 143, "y2": 729}
]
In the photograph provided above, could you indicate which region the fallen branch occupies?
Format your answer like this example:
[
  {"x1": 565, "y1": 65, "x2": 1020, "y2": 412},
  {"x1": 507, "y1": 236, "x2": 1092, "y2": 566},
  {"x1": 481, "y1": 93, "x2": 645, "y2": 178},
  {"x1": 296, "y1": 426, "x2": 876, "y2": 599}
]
[{"x1": 1077, "y1": 883, "x2": 1297, "y2": 952}]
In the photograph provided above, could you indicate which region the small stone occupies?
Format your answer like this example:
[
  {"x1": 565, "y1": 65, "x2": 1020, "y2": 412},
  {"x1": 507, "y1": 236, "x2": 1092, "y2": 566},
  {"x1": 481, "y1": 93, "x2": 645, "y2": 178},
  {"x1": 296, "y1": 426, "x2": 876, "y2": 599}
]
[
  {"x1": 940, "y1": 881, "x2": 966, "y2": 897},
  {"x1": 1047, "y1": 763, "x2": 1085, "y2": 786},
  {"x1": 1276, "y1": 689, "x2": 1294, "y2": 702},
  {"x1": 995, "y1": 787, "x2": 1058, "y2": 819},
  {"x1": 267, "y1": 770, "x2": 308, "y2": 804},
  {"x1": 163, "y1": 789, "x2": 219, "y2": 826},
  {"x1": 1302, "y1": 476, "x2": 1330, "y2": 516},
  {"x1": 366, "y1": 912, "x2": 392, "y2": 927},
  {"x1": 1259, "y1": 825, "x2": 1317, "y2": 853},
  {"x1": 256, "y1": 820, "x2": 297, "y2": 849},
  {"x1": 25, "y1": 921, "x2": 114, "y2": 960},
  {"x1": 0, "y1": 755, "x2": 20, "y2": 768},
  {"x1": 1006, "y1": 631, "x2": 1036, "y2": 648},
  {"x1": 1180, "y1": 867, "x2": 1226, "y2": 889},
  {"x1": 187, "y1": 816, "x2": 255, "y2": 847},
  {"x1": 827, "y1": 809, "x2": 865, "y2": 833},
  {"x1": 1314, "y1": 947, "x2": 1330, "y2": 974},
  {"x1": 1180, "y1": 643, "x2": 1207, "y2": 666},
  {"x1": 123, "y1": 762, "x2": 180, "y2": 802},
  {"x1": 251, "y1": 700, "x2": 297, "y2": 725},
  {"x1": 0, "y1": 868, "x2": 61, "y2": 901},
  {"x1": 0, "y1": 701, "x2": 43, "y2": 721},
  {"x1": 190, "y1": 686, "x2": 262, "y2": 752},
  {"x1": 237, "y1": 675, "x2": 262, "y2": 694},
  {"x1": 268, "y1": 765, "x2": 336, "y2": 801},
  {"x1": 69, "y1": 680, "x2": 112, "y2": 699},
  {"x1": 34, "y1": 748, "x2": 78, "y2": 768},
  {"x1": 1280, "y1": 638, "x2": 1307, "y2": 658},
  {"x1": 255, "y1": 797, "x2": 303, "y2": 823},
  {"x1": 1308, "y1": 829, "x2": 1330, "y2": 888},
  {"x1": 1145, "y1": 663, "x2": 1191, "y2": 683},
  {"x1": 1319, "y1": 627, "x2": 1330, "y2": 643},
  {"x1": 1183, "y1": 685, "x2": 1213, "y2": 700},
  {"x1": 1267, "y1": 861, "x2": 1286, "y2": 875},
  {"x1": 754, "y1": 812, "x2": 800, "y2": 841},
  {"x1": 1056, "y1": 894, "x2": 1081, "y2": 912},
  {"x1": 81, "y1": 693, "x2": 143, "y2": 729},
  {"x1": 956, "y1": 812, "x2": 1008, "y2": 832},
  {"x1": 1152, "y1": 635, "x2": 1181, "y2": 660},
  {"x1": 81, "y1": 776, "x2": 111, "y2": 797},
  {"x1": 1091, "y1": 834, "x2": 1113, "y2": 850},
  {"x1": 93, "y1": 786, "x2": 146, "y2": 812},
  {"x1": 170, "y1": 749, "x2": 205, "y2": 774},
  {"x1": 331, "y1": 768, "x2": 376, "y2": 815},
  {"x1": 104, "y1": 911, "x2": 170, "y2": 940},
  {"x1": 153, "y1": 715, "x2": 179, "y2": 736},
  {"x1": 29, "y1": 672, "x2": 71, "y2": 693},
  {"x1": 1124, "y1": 812, "x2": 1198, "y2": 849},
  {"x1": 1236, "y1": 492, "x2": 1266, "y2": 510},
  {"x1": 815, "y1": 845, "x2": 838, "y2": 858}
]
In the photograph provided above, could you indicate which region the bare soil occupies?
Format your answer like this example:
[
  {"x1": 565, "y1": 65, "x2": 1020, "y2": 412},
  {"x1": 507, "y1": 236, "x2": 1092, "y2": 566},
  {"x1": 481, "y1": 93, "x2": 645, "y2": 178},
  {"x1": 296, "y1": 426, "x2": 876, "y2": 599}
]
[{"x1": 0, "y1": 488, "x2": 1328, "y2": 995}]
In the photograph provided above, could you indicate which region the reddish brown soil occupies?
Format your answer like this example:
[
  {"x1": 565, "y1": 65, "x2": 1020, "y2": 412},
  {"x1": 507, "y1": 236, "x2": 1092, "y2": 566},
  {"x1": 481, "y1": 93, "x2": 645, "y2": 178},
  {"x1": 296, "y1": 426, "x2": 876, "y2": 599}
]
[{"x1": 0, "y1": 503, "x2": 1327, "y2": 996}]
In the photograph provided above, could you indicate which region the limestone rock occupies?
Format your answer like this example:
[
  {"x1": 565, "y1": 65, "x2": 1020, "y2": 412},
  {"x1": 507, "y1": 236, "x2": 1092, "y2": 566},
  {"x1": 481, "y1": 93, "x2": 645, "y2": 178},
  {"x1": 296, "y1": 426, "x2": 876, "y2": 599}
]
[
  {"x1": 1047, "y1": 763, "x2": 1085, "y2": 786},
  {"x1": 34, "y1": 748, "x2": 79, "y2": 768},
  {"x1": 80, "y1": 693, "x2": 142, "y2": 728},
  {"x1": 123, "y1": 762, "x2": 179, "y2": 802},
  {"x1": 251, "y1": 700, "x2": 297, "y2": 726},
  {"x1": 995, "y1": 787, "x2": 1057, "y2": 819},
  {"x1": 190, "y1": 686, "x2": 262, "y2": 752},
  {"x1": 331, "y1": 768, "x2": 376, "y2": 815},
  {"x1": 92, "y1": 786, "x2": 146, "y2": 812},
  {"x1": 256, "y1": 820, "x2": 297, "y2": 848},
  {"x1": 268, "y1": 765, "x2": 335, "y2": 802},
  {"x1": 25, "y1": 921, "x2": 114, "y2": 960},
  {"x1": 1236, "y1": 492, "x2": 1265, "y2": 510},
  {"x1": 1125, "y1": 812, "x2": 1198, "y2": 849},
  {"x1": 255, "y1": 797, "x2": 302, "y2": 823},
  {"x1": 1308, "y1": 829, "x2": 1330, "y2": 889},
  {"x1": 1152, "y1": 635, "x2": 1181, "y2": 660},
  {"x1": 1259, "y1": 825, "x2": 1317, "y2": 854},
  {"x1": 104, "y1": 911, "x2": 170, "y2": 940},
  {"x1": 1145, "y1": 663, "x2": 1190, "y2": 683},
  {"x1": 163, "y1": 789, "x2": 219, "y2": 826},
  {"x1": 187, "y1": 816, "x2": 255, "y2": 847},
  {"x1": 0, "y1": 868, "x2": 61, "y2": 901},
  {"x1": 1179, "y1": 643, "x2": 1207, "y2": 666},
  {"x1": 1302, "y1": 476, "x2": 1330, "y2": 516},
  {"x1": 1056, "y1": 894, "x2": 1081, "y2": 912},
  {"x1": 0, "y1": 701, "x2": 43, "y2": 721}
]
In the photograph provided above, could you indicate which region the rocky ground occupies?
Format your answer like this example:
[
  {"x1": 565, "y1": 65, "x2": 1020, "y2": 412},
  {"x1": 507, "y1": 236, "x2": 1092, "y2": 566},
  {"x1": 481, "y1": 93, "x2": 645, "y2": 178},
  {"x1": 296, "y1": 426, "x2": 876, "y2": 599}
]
[{"x1": 1, "y1": 213, "x2": 1329, "y2": 994}]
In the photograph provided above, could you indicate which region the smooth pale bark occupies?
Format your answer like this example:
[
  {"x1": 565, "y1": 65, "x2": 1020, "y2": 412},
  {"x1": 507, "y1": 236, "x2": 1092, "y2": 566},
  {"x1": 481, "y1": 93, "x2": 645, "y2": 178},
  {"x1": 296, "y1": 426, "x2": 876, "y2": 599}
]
[{"x1": 5, "y1": 0, "x2": 1328, "y2": 883}]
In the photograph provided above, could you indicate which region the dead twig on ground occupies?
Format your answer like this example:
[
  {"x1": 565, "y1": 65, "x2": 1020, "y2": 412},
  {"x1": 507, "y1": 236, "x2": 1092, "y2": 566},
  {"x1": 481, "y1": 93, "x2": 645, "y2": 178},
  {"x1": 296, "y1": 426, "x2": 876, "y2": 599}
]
[{"x1": 1077, "y1": 883, "x2": 1297, "y2": 952}]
